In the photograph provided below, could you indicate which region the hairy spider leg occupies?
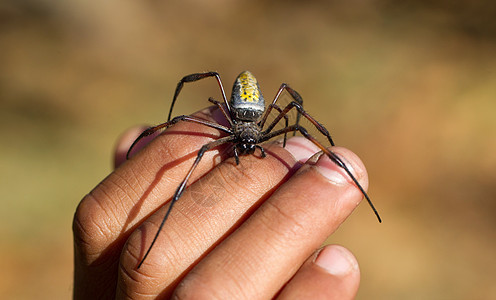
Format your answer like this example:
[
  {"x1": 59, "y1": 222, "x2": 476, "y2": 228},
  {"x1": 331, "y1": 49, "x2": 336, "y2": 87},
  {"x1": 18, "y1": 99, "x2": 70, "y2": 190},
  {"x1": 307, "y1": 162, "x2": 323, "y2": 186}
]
[
  {"x1": 258, "y1": 83, "x2": 303, "y2": 144},
  {"x1": 208, "y1": 97, "x2": 234, "y2": 127},
  {"x1": 260, "y1": 106, "x2": 381, "y2": 223},
  {"x1": 137, "y1": 134, "x2": 237, "y2": 269},
  {"x1": 168, "y1": 72, "x2": 231, "y2": 122},
  {"x1": 265, "y1": 104, "x2": 290, "y2": 146},
  {"x1": 126, "y1": 115, "x2": 232, "y2": 159},
  {"x1": 263, "y1": 97, "x2": 335, "y2": 146}
]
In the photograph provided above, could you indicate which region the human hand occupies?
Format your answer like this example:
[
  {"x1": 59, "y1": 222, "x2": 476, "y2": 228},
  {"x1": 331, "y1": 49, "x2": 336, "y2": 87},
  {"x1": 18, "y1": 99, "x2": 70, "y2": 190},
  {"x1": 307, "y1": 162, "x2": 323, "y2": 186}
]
[{"x1": 73, "y1": 107, "x2": 366, "y2": 299}]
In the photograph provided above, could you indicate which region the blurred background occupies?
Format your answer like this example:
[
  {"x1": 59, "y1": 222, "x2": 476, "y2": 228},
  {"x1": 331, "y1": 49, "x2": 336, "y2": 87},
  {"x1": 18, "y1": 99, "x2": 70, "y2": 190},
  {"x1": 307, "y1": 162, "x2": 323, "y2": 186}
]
[{"x1": 1, "y1": 0, "x2": 495, "y2": 299}]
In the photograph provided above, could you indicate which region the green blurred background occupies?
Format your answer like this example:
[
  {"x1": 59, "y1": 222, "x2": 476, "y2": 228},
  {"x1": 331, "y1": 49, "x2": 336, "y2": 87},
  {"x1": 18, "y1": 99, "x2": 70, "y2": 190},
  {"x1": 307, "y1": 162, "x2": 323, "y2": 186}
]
[{"x1": 1, "y1": 1, "x2": 495, "y2": 299}]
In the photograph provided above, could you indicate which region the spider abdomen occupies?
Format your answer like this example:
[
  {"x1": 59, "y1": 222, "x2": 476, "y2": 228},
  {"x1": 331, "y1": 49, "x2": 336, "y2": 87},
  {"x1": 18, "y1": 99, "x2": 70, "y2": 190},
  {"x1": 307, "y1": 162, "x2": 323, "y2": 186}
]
[{"x1": 230, "y1": 71, "x2": 265, "y2": 122}]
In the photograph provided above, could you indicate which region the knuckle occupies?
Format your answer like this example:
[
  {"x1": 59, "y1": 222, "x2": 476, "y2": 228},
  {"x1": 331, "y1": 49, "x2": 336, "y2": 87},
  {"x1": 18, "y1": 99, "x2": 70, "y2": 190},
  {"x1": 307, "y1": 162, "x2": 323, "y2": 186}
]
[
  {"x1": 73, "y1": 175, "x2": 135, "y2": 263},
  {"x1": 73, "y1": 192, "x2": 114, "y2": 262}
]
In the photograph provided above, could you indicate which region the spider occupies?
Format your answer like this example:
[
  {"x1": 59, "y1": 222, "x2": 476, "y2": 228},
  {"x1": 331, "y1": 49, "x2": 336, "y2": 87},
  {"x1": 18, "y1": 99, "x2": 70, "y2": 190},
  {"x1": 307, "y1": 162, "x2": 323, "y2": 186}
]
[{"x1": 127, "y1": 71, "x2": 381, "y2": 269}]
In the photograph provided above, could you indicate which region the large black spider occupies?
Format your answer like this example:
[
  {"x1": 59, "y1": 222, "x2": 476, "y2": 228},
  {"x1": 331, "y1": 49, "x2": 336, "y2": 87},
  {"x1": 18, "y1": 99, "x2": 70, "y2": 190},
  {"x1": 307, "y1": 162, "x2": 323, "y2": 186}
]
[{"x1": 127, "y1": 71, "x2": 381, "y2": 268}]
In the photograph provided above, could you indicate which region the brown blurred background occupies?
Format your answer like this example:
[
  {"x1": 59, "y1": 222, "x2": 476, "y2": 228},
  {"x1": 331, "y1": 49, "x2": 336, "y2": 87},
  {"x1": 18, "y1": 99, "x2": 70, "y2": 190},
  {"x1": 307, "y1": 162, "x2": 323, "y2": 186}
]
[{"x1": 1, "y1": 0, "x2": 495, "y2": 299}]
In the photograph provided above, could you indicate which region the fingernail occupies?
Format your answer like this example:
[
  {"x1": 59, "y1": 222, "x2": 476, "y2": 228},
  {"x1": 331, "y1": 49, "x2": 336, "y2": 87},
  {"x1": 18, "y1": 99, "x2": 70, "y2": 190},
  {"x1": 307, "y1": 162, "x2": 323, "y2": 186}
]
[
  {"x1": 314, "y1": 152, "x2": 354, "y2": 185},
  {"x1": 283, "y1": 136, "x2": 321, "y2": 164},
  {"x1": 315, "y1": 245, "x2": 356, "y2": 276}
]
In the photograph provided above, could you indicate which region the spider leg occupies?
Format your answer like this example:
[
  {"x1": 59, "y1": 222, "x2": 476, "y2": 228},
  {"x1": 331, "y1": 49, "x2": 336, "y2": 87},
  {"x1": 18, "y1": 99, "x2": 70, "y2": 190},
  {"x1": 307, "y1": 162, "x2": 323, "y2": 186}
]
[
  {"x1": 256, "y1": 145, "x2": 266, "y2": 158},
  {"x1": 259, "y1": 83, "x2": 303, "y2": 139},
  {"x1": 260, "y1": 103, "x2": 290, "y2": 146},
  {"x1": 168, "y1": 72, "x2": 231, "y2": 122},
  {"x1": 263, "y1": 100, "x2": 335, "y2": 146},
  {"x1": 261, "y1": 124, "x2": 381, "y2": 223},
  {"x1": 285, "y1": 86, "x2": 303, "y2": 137},
  {"x1": 208, "y1": 97, "x2": 234, "y2": 127},
  {"x1": 137, "y1": 135, "x2": 236, "y2": 269},
  {"x1": 126, "y1": 115, "x2": 232, "y2": 159},
  {"x1": 233, "y1": 146, "x2": 240, "y2": 165}
]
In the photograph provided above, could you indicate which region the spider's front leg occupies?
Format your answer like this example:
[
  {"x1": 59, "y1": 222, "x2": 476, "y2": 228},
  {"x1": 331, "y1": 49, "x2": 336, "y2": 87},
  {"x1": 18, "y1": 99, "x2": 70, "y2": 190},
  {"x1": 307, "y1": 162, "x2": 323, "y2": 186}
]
[
  {"x1": 260, "y1": 110, "x2": 381, "y2": 223},
  {"x1": 126, "y1": 115, "x2": 233, "y2": 159},
  {"x1": 259, "y1": 83, "x2": 303, "y2": 144},
  {"x1": 263, "y1": 99, "x2": 335, "y2": 147},
  {"x1": 168, "y1": 72, "x2": 231, "y2": 122}
]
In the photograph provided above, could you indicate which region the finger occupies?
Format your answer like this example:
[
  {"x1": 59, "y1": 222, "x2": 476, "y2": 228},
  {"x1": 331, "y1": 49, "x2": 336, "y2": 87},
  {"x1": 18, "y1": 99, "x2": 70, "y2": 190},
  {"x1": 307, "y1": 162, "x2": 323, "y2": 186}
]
[
  {"x1": 172, "y1": 146, "x2": 369, "y2": 299},
  {"x1": 277, "y1": 245, "x2": 360, "y2": 300},
  {"x1": 113, "y1": 125, "x2": 157, "y2": 169},
  {"x1": 117, "y1": 137, "x2": 321, "y2": 298},
  {"x1": 73, "y1": 106, "x2": 231, "y2": 299}
]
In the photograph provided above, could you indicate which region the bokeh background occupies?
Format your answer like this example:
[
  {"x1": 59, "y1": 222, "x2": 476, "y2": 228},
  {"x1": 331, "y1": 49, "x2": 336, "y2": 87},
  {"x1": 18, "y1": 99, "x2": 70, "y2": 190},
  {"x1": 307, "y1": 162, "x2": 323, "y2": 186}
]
[{"x1": 1, "y1": 0, "x2": 495, "y2": 299}]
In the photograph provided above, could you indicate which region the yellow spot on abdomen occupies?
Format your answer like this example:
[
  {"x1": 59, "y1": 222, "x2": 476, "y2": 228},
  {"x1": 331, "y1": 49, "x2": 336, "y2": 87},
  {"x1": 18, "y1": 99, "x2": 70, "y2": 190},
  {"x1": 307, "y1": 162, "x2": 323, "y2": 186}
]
[{"x1": 238, "y1": 71, "x2": 260, "y2": 103}]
